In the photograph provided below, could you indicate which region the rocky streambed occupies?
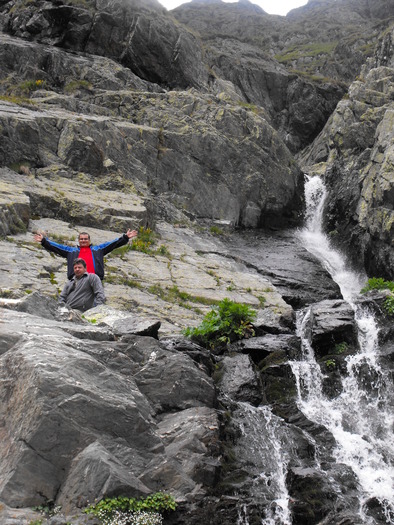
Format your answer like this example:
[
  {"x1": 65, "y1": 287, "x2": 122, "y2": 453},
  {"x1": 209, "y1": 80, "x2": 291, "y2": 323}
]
[{"x1": 0, "y1": 212, "x2": 393, "y2": 525}]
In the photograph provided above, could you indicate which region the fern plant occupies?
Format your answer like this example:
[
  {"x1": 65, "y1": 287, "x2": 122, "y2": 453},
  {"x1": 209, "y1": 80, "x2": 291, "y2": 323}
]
[{"x1": 183, "y1": 298, "x2": 256, "y2": 349}]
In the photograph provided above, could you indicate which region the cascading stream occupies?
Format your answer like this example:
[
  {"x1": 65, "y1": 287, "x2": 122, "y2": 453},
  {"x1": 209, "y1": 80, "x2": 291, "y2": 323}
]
[
  {"x1": 293, "y1": 175, "x2": 394, "y2": 524},
  {"x1": 233, "y1": 402, "x2": 292, "y2": 525}
]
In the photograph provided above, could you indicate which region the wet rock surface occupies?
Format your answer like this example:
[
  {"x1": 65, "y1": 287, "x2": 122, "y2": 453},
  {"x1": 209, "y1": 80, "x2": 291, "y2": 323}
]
[{"x1": 222, "y1": 229, "x2": 342, "y2": 308}]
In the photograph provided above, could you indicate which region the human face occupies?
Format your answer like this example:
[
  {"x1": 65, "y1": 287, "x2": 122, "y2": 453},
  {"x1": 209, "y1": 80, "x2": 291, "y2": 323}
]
[
  {"x1": 73, "y1": 263, "x2": 86, "y2": 278},
  {"x1": 78, "y1": 234, "x2": 90, "y2": 247}
]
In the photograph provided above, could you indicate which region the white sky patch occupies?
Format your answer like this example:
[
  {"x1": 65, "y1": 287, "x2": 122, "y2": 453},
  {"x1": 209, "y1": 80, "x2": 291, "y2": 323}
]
[{"x1": 158, "y1": 0, "x2": 308, "y2": 16}]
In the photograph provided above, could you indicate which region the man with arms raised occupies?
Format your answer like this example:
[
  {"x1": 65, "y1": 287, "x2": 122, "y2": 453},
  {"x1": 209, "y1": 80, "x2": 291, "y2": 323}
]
[{"x1": 34, "y1": 228, "x2": 137, "y2": 280}]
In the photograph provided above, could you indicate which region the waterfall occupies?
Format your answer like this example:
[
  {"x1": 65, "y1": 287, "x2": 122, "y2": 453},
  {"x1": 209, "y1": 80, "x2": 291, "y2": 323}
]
[
  {"x1": 233, "y1": 403, "x2": 292, "y2": 525},
  {"x1": 293, "y1": 175, "x2": 394, "y2": 524}
]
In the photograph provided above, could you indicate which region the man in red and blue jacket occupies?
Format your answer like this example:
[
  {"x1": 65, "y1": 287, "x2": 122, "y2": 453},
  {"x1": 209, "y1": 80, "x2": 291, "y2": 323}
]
[{"x1": 34, "y1": 229, "x2": 138, "y2": 280}]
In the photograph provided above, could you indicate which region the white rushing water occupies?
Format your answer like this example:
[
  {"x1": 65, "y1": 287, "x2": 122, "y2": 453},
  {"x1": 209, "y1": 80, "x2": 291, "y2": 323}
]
[
  {"x1": 234, "y1": 403, "x2": 292, "y2": 525},
  {"x1": 293, "y1": 175, "x2": 394, "y2": 524}
]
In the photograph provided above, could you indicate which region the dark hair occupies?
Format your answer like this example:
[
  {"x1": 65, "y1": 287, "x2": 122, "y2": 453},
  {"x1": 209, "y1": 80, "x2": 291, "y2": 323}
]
[
  {"x1": 73, "y1": 258, "x2": 87, "y2": 268},
  {"x1": 78, "y1": 232, "x2": 90, "y2": 240}
]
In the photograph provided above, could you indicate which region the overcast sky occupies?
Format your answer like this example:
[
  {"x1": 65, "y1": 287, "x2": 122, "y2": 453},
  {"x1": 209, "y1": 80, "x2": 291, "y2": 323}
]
[{"x1": 157, "y1": 0, "x2": 308, "y2": 16}]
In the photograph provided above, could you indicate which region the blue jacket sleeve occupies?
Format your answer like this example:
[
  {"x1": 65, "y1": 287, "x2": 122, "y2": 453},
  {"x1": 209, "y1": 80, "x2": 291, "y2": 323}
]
[
  {"x1": 41, "y1": 237, "x2": 76, "y2": 258},
  {"x1": 95, "y1": 234, "x2": 129, "y2": 256}
]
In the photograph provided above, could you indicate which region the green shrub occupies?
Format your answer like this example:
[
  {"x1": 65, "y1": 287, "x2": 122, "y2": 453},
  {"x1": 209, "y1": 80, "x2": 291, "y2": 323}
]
[
  {"x1": 111, "y1": 227, "x2": 158, "y2": 257},
  {"x1": 256, "y1": 295, "x2": 266, "y2": 307},
  {"x1": 84, "y1": 493, "x2": 176, "y2": 524},
  {"x1": 360, "y1": 277, "x2": 394, "y2": 293},
  {"x1": 383, "y1": 294, "x2": 394, "y2": 316},
  {"x1": 334, "y1": 342, "x2": 348, "y2": 354},
  {"x1": 156, "y1": 244, "x2": 171, "y2": 258},
  {"x1": 209, "y1": 225, "x2": 224, "y2": 235},
  {"x1": 361, "y1": 277, "x2": 394, "y2": 316},
  {"x1": 325, "y1": 359, "x2": 336, "y2": 369},
  {"x1": 183, "y1": 298, "x2": 256, "y2": 349},
  {"x1": 19, "y1": 79, "x2": 46, "y2": 93}
]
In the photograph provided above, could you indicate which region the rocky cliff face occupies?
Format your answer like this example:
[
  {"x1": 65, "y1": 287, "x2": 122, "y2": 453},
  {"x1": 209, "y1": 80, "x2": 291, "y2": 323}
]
[
  {"x1": 0, "y1": 0, "x2": 207, "y2": 89},
  {"x1": 299, "y1": 26, "x2": 394, "y2": 279},
  {"x1": 172, "y1": 0, "x2": 394, "y2": 151},
  {"x1": 0, "y1": 27, "x2": 303, "y2": 230},
  {"x1": 0, "y1": 0, "x2": 393, "y2": 524}
]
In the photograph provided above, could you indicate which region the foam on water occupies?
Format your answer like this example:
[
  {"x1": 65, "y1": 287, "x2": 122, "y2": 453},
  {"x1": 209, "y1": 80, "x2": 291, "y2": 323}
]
[{"x1": 292, "y1": 175, "x2": 394, "y2": 523}]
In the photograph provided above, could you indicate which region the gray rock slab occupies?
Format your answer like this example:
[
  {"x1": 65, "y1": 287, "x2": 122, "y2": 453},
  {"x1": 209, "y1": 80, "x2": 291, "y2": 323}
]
[
  {"x1": 218, "y1": 354, "x2": 262, "y2": 405},
  {"x1": 309, "y1": 299, "x2": 358, "y2": 357},
  {"x1": 57, "y1": 441, "x2": 151, "y2": 512}
]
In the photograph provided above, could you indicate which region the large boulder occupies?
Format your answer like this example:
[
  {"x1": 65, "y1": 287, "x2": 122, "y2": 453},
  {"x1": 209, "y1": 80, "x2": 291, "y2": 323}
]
[
  {"x1": 307, "y1": 299, "x2": 358, "y2": 358},
  {"x1": 0, "y1": 300, "x2": 220, "y2": 510}
]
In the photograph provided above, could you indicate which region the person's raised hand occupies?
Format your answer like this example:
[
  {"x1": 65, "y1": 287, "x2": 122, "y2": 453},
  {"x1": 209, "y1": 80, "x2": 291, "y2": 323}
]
[
  {"x1": 126, "y1": 229, "x2": 138, "y2": 240},
  {"x1": 34, "y1": 233, "x2": 44, "y2": 243}
]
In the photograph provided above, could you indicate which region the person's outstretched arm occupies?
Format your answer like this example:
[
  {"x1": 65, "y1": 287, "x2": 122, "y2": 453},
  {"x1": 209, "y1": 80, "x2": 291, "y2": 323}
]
[
  {"x1": 96, "y1": 229, "x2": 138, "y2": 256},
  {"x1": 34, "y1": 233, "x2": 75, "y2": 258}
]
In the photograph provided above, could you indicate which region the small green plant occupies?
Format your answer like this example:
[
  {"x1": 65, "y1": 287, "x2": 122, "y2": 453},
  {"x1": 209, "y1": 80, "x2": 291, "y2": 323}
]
[
  {"x1": 334, "y1": 342, "x2": 348, "y2": 354},
  {"x1": 183, "y1": 298, "x2": 256, "y2": 349},
  {"x1": 32, "y1": 502, "x2": 61, "y2": 517},
  {"x1": 156, "y1": 244, "x2": 171, "y2": 258},
  {"x1": 325, "y1": 359, "x2": 336, "y2": 369},
  {"x1": 207, "y1": 269, "x2": 220, "y2": 285},
  {"x1": 111, "y1": 227, "x2": 157, "y2": 257},
  {"x1": 19, "y1": 79, "x2": 46, "y2": 93},
  {"x1": 148, "y1": 284, "x2": 190, "y2": 304},
  {"x1": 64, "y1": 79, "x2": 93, "y2": 93},
  {"x1": 28, "y1": 520, "x2": 42, "y2": 525},
  {"x1": 383, "y1": 294, "x2": 394, "y2": 316},
  {"x1": 210, "y1": 225, "x2": 224, "y2": 235},
  {"x1": 256, "y1": 295, "x2": 266, "y2": 307},
  {"x1": 361, "y1": 277, "x2": 394, "y2": 316},
  {"x1": 84, "y1": 493, "x2": 176, "y2": 525}
]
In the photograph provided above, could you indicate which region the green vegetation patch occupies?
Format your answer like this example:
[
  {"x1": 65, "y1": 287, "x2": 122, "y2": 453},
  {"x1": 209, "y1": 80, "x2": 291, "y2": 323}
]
[
  {"x1": 0, "y1": 94, "x2": 35, "y2": 105},
  {"x1": 110, "y1": 227, "x2": 172, "y2": 258},
  {"x1": 64, "y1": 79, "x2": 93, "y2": 93},
  {"x1": 84, "y1": 493, "x2": 176, "y2": 525},
  {"x1": 183, "y1": 298, "x2": 256, "y2": 349},
  {"x1": 18, "y1": 79, "x2": 46, "y2": 93},
  {"x1": 275, "y1": 41, "x2": 338, "y2": 63},
  {"x1": 361, "y1": 277, "x2": 394, "y2": 316},
  {"x1": 334, "y1": 342, "x2": 348, "y2": 354}
]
